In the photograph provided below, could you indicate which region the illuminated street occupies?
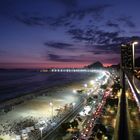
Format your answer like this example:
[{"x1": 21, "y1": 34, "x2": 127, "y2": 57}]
[
  {"x1": 0, "y1": 0, "x2": 140, "y2": 140},
  {"x1": 0, "y1": 71, "x2": 108, "y2": 140}
]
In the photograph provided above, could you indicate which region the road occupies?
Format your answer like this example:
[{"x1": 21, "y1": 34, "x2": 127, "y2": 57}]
[
  {"x1": 79, "y1": 90, "x2": 111, "y2": 140},
  {"x1": 40, "y1": 71, "x2": 111, "y2": 140},
  {"x1": 41, "y1": 98, "x2": 85, "y2": 140}
]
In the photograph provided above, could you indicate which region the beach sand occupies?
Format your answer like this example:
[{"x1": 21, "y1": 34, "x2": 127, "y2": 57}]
[{"x1": 0, "y1": 73, "x2": 99, "y2": 140}]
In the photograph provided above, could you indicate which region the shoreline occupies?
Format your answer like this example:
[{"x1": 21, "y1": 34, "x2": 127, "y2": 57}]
[
  {"x1": 0, "y1": 71, "x2": 100, "y2": 140},
  {"x1": 0, "y1": 72, "x2": 97, "y2": 111}
]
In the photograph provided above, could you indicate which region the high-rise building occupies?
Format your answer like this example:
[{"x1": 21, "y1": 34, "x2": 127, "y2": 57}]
[{"x1": 121, "y1": 44, "x2": 133, "y2": 71}]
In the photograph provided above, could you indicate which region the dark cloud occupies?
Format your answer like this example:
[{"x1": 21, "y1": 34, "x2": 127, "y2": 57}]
[
  {"x1": 15, "y1": 16, "x2": 48, "y2": 26},
  {"x1": 91, "y1": 36, "x2": 140, "y2": 55},
  {"x1": 106, "y1": 20, "x2": 119, "y2": 28},
  {"x1": 65, "y1": 4, "x2": 111, "y2": 20},
  {"x1": 48, "y1": 54, "x2": 61, "y2": 61},
  {"x1": 87, "y1": 43, "x2": 120, "y2": 55},
  {"x1": 118, "y1": 16, "x2": 136, "y2": 28},
  {"x1": 88, "y1": 48, "x2": 118, "y2": 55},
  {"x1": 67, "y1": 28, "x2": 84, "y2": 41},
  {"x1": 15, "y1": 4, "x2": 111, "y2": 27},
  {"x1": 47, "y1": 53, "x2": 88, "y2": 62},
  {"x1": 44, "y1": 41, "x2": 73, "y2": 49},
  {"x1": 15, "y1": 14, "x2": 70, "y2": 27},
  {"x1": 67, "y1": 28, "x2": 119, "y2": 44},
  {"x1": 97, "y1": 44, "x2": 120, "y2": 54},
  {"x1": 48, "y1": 4, "x2": 111, "y2": 27},
  {"x1": 112, "y1": 36, "x2": 140, "y2": 44},
  {"x1": 67, "y1": 25, "x2": 140, "y2": 45},
  {"x1": 67, "y1": 26, "x2": 140, "y2": 56},
  {"x1": 93, "y1": 52, "x2": 102, "y2": 55}
]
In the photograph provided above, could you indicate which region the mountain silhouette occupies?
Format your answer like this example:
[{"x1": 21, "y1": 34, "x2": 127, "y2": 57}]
[{"x1": 86, "y1": 61, "x2": 103, "y2": 68}]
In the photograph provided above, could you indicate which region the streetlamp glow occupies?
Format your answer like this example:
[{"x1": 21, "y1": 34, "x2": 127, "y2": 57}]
[
  {"x1": 49, "y1": 102, "x2": 53, "y2": 118},
  {"x1": 73, "y1": 89, "x2": 77, "y2": 93},
  {"x1": 84, "y1": 84, "x2": 87, "y2": 88},
  {"x1": 39, "y1": 127, "x2": 44, "y2": 139},
  {"x1": 90, "y1": 80, "x2": 94, "y2": 85},
  {"x1": 132, "y1": 41, "x2": 138, "y2": 45},
  {"x1": 49, "y1": 102, "x2": 53, "y2": 106},
  {"x1": 72, "y1": 102, "x2": 76, "y2": 107}
]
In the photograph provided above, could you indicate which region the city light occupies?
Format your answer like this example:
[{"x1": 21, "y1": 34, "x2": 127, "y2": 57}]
[
  {"x1": 39, "y1": 127, "x2": 44, "y2": 138},
  {"x1": 1, "y1": 0, "x2": 140, "y2": 139},
  {"x1": 84, "y1": 84, "x2": 87, "y2": 88},
  {"x1": 90, "y1": 80, "x2": 94, "y2": 85},
  {"x1": 72, "y1": 102, "x2": 76, "y2": 106},
  {"x1": 49, "y1": 102, "x2": 54, "y2": 118},
  {"x1": 49, "y1": 102, "x2": 53, "y2": 106},
  {"x1": 132, "y1": 41, "x2": 138, "y2": 45},
  {"x1": 73, "y1": 89, "x2": 77, "y2": 93}
]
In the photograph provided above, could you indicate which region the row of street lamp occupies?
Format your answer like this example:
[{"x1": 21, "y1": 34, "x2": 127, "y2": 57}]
[
  {"x1": 40, "y1": 101, "x2": 76, "y2": 139},
  {"x1": 39, "y1": 102, "x2": 54, "y2": 139},
  {"x1": 73, "y1": 80, "x2": 95, "y2": 94}
]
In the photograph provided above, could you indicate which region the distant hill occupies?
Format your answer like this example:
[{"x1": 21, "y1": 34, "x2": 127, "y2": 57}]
[{"x1": 86, "y1": 61, "x2": 103, "y2": 69}]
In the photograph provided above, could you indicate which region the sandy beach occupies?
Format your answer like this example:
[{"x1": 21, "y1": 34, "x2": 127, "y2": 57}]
[{"x1": 0, "y1": 73, "x2": 99, "y2": 140}]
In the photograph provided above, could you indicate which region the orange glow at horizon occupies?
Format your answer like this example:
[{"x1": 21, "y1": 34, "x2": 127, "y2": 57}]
[
  {"x1": 0, "y1": 62, "x2": 114, "y2": 69},
  {"x1": 103, "y1": 63, "x2": 113, "y2": 67},
  {"x1": 0, "y1": 62, "x2": 87, "y2": 69}
]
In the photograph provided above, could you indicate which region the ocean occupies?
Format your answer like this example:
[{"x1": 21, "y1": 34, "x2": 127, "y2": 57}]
[{"x1": 0, "y1": 70, "x2": 98, "y2": 101}]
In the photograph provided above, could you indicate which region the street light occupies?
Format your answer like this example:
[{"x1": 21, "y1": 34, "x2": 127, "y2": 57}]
[
  {"x1": 84, "y1": 84, "x2": 87, "y2": 88},
  {"x1": 39, "y1": 127, "x2": 44, "y2": 139},
  {"x1": 132, "y1": 41, "x2": 138, "y2": 70},
  {"x1": 90, "y1": 80, "x2": 94, "y2": 85},
  {"x1": 73, "y1": 89, "x2": 77, "y2": 93},
  {"x1": 72, "y1": 102, "x2": 76, "y2": 107},
  {"x1": 49, "y1": 102, "x2": 53, "y2": 118}
]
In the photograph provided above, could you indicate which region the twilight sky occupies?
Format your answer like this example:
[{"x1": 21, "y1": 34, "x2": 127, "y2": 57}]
[{"x1": 0, "y1": 0, "x2": 140, "y2": 69}]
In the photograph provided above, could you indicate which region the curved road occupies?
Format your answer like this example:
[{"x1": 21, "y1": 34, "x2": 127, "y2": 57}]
[{"x1": 41, "y1": 98, "x2": 85, "y2": 140}]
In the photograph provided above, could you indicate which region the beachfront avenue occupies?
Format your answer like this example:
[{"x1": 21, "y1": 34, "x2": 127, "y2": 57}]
[
  {"x1": 42, "y1": 71, "x2": 112, "y2": 140},
  {"x1": 0, "y1": 70, "x2": 111, "y2": 140}
]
